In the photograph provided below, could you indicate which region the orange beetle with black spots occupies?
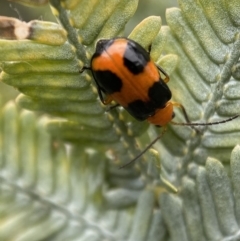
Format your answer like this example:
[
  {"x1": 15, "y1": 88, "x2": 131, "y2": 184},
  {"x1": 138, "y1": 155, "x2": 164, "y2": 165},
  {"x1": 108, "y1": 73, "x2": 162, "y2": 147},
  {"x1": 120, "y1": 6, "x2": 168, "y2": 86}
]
[
  {"x1": 81, "y1": 37, "x2": 239, "y2": 167},
  {"x1": 83, "y1": 37, "x2": 177, "y2": 126}
]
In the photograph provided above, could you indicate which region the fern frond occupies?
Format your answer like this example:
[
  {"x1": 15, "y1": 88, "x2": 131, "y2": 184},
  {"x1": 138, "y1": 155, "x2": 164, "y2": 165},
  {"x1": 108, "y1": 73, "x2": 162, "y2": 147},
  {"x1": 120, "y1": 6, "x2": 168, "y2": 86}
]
[{"x1": 1, "y1": 0, "x2": 240, "y2": 240}]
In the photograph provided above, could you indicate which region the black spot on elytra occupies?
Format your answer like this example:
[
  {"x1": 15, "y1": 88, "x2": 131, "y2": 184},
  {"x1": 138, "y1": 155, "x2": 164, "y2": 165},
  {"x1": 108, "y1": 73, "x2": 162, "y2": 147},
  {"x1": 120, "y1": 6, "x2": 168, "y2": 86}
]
[
  {"x1": 93, "y1": 70, "x2": 122, "y2": 94},
  {"x1": 148, "y1": 80, "x2": 172, "y2": 108},
  {"x1": 126, "y1": 99, "x2": 156, "y2": 121},
  {"x1": 123, "y1": 40, "x2": 150, "y2": 75}
]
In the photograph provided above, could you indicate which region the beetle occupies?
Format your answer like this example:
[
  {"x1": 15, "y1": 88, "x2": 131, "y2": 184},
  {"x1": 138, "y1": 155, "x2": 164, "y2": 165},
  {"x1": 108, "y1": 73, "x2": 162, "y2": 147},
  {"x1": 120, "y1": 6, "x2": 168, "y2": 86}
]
[{"x1": 81, "y1": 37, "x2": 238, "y2": 168}]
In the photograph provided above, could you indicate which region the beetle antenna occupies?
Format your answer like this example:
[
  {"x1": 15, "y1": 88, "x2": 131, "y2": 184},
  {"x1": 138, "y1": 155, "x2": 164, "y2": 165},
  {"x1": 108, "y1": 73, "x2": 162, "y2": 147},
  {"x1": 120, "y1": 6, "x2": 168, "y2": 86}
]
[
  {"x1": 119, "y1": 127, "x2": 167, "y2": 169},
  {"x1": 171, "y1": 114, "x2": 239, "y2": 126},
  {"x1": 119, "y1": 115, "x2": 239, "y2": 169}
]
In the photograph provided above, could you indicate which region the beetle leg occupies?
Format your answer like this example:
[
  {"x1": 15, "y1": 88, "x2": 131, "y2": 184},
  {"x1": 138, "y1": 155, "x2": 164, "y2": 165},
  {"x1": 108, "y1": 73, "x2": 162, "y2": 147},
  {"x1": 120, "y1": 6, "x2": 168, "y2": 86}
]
[
  {"x1": 156, "y1": 65, "x2": 170, "y2": 83},
  {"x1": 172, "y1": 102, "x2": 190, "y2": 123},
  {"x1": 81, "y1": 67, "x2": 113, "y2": 105},
  {"x1": 106, "y1": 103, "x2": 120, "y2": 111},
  {"x1": 172, "y1": 102, "x2": 199, "y2": 133},
  {"x1": 79, "y1": 66, "x2": 91, "y2": 73},
  {"x1": 102, "y1": 95, "x2": 113, "y2": 105},
  {"x1": 95, "y1": 85, "x2": 113, "y2": 105},
  {"x1": 146, "y1": 44, "x2": 170, "y2": 83},
  {"x1": 147, "y1": 44, "x2": 152, "y2": 54}
]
